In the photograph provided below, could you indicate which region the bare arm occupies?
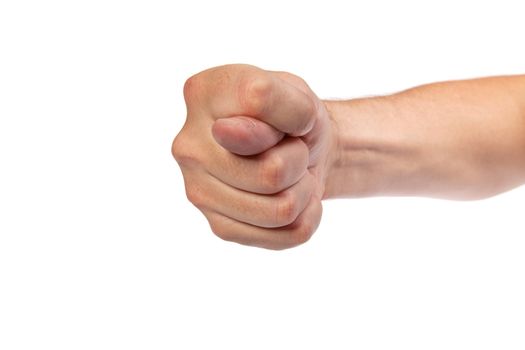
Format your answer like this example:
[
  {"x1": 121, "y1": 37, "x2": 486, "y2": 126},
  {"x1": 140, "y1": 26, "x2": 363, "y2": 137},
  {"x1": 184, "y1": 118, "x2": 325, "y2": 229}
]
[{"x1": 324, "y1": 75, "x2": 525, "y2": 200}]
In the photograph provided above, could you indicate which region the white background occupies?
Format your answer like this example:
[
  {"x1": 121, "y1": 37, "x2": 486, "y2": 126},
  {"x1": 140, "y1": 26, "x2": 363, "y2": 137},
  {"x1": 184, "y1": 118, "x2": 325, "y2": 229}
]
[{"x1": 1, "y1": 0, "x2": 524, "y2": 349}]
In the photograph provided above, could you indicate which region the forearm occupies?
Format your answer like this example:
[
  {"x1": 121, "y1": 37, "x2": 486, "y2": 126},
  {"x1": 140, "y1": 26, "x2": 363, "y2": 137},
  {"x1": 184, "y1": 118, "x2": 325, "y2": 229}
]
[{"x1": 324, "y1": 75, "x2": 525, "y2": 200}]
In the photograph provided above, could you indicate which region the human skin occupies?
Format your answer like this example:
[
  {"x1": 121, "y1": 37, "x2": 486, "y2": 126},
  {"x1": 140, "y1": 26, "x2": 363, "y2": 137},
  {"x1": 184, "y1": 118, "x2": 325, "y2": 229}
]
[{"x1": 172, "y1": 64, "x2": 525, "y2": 250}]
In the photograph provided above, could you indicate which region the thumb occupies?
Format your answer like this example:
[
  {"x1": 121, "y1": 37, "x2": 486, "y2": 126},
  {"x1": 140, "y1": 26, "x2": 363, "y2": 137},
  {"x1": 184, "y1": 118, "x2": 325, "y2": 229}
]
[{"x1": 212, "y1": 116, "x2": 285, "y2": 156}]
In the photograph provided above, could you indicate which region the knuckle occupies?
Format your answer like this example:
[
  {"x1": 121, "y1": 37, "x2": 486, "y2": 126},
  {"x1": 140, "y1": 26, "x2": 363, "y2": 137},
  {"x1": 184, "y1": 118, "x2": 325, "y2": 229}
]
[
  {"x1": 275, "y1": 191, "x2": 299, "y2": 226},
  {"x1": 171, "y1": 134, "x2": 185, "y2": 160},
  {"x1": 183, "y1": 74, "x2": 202, "y2": 102},
  {"x1": 208, "y1": 218, "x2": 235, "y2": 242},
  {"x1": 260, "y1": 153, "x2": 286, "y2": 193},
  {"x1": 290, "y1": 218, "x2": 315, "y2": 246},
  {"x1": 304, "y1": 97, "x2": 317, "y2": 122},
  {"x1": 240, "y1": 75, "x2": 272, "y2": 116},
  {"x1": 171, "y1": 132, "x2": 201, "y2": 168},
  {"x1": 278, "y1": 71, "x2": 308, "y2": 87},
  {"x1": 171, "y1": 134, "x2": 190, "y2": 164},
  {"x1": 292, "y1": 98, "x2": 317, "y2": 136},
  {"x1": 294, "y1": 75, "x2": 309, "y2": 87},
  {"x1": 185, "y1": 184, "x2": 206, "y2": 208}
]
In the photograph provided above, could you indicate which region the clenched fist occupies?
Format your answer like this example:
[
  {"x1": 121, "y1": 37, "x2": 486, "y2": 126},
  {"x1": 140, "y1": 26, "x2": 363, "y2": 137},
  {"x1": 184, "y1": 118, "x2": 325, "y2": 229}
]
[
  {"x1": 172, "y1": 65, "x2": 336, "y2": 249},
  {"x1": 172, "y1": 65, "x2": 525, "y2": 248}
]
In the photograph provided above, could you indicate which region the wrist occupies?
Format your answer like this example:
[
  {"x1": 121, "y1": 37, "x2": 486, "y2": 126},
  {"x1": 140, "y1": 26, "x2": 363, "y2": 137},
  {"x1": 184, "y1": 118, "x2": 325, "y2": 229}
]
[{"x1": 322, "y1": 96, "x2": 428, "y2": 199}]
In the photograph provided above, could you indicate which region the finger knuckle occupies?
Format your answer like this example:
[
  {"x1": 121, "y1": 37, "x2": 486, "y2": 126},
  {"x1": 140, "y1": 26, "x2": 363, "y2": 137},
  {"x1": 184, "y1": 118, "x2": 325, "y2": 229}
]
[
  {"x1": 208, "y1": 218, "x2": 235, "y2": 242},
  {"x1": 290, "y1": 218, "x2": 315, "y2": 246},
  {"x1": 171, "y1": 132, "x2": 201, "y2": 168},
  {"x1": 185, "y1": 184, "x2": 206, "y2": 208},
  {"x1": 171, "y1": 132, "x2": 194, "y2": 165},
  {"x1": 183, "y1": 74, "x2": 202, "y2": 103},
  {"x1": 304, "y1": 97, "x2": 317, "y2": 124},
  {"x1": 171, "y1": 134, "x2": 185, "y2": 160},
  {"x1": 240, "y1": 75, "x2": 272, "y2": 116},
  {"x1": 261, "y1": 153, "x2": 286, "y2": 193},
  {"x1": 292, "y1": 98, "x2": 317, "y2": 136},
  {"x1": 275, "y1": 191, "x2": 299, "y2": 226},
  {"x1": 278, "y1": 71, "x2": 309, "y2": 88}
]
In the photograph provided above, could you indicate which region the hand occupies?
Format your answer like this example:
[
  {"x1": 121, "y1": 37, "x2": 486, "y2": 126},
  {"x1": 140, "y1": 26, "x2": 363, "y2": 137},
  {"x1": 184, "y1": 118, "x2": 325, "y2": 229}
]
[{"x1": 172, "y1": 64, "x2": 336, "y2": 249}]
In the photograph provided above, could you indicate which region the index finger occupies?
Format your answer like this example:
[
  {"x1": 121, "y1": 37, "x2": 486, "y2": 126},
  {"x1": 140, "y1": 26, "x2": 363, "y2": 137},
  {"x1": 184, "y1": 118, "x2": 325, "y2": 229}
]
[{"x1": 184, "y1": 64, "x2": 317, "y2": 136}]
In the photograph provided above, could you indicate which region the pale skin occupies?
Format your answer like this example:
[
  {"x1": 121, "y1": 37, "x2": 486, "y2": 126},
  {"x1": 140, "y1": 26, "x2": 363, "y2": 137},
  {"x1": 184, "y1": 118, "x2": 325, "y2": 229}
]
[{"x1": 172, "y1": 64, "x2": 525, "y2": 250}]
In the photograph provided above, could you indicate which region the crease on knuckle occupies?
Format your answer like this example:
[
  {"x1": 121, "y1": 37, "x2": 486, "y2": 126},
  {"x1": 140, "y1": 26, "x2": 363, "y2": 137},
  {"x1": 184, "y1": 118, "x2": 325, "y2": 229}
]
[
  {"x1": 275, "y1": 190, "x2": 299, "y2": 227},
  {"x1": 240, "y1": 75, "x2": 272, "y2": 116},
  {"x1": 290, "y1": 217, "x2": 315, "y2": 246},
  {"x1": 261, "y1": 153, "x2": 286, "y2": 193}
]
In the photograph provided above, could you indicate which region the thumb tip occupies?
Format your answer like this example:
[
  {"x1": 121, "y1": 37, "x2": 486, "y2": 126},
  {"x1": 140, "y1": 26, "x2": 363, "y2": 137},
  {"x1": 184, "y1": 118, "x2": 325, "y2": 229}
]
[{"x1": 212, "y1": 117, "x2": 284, "y2": 156}]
